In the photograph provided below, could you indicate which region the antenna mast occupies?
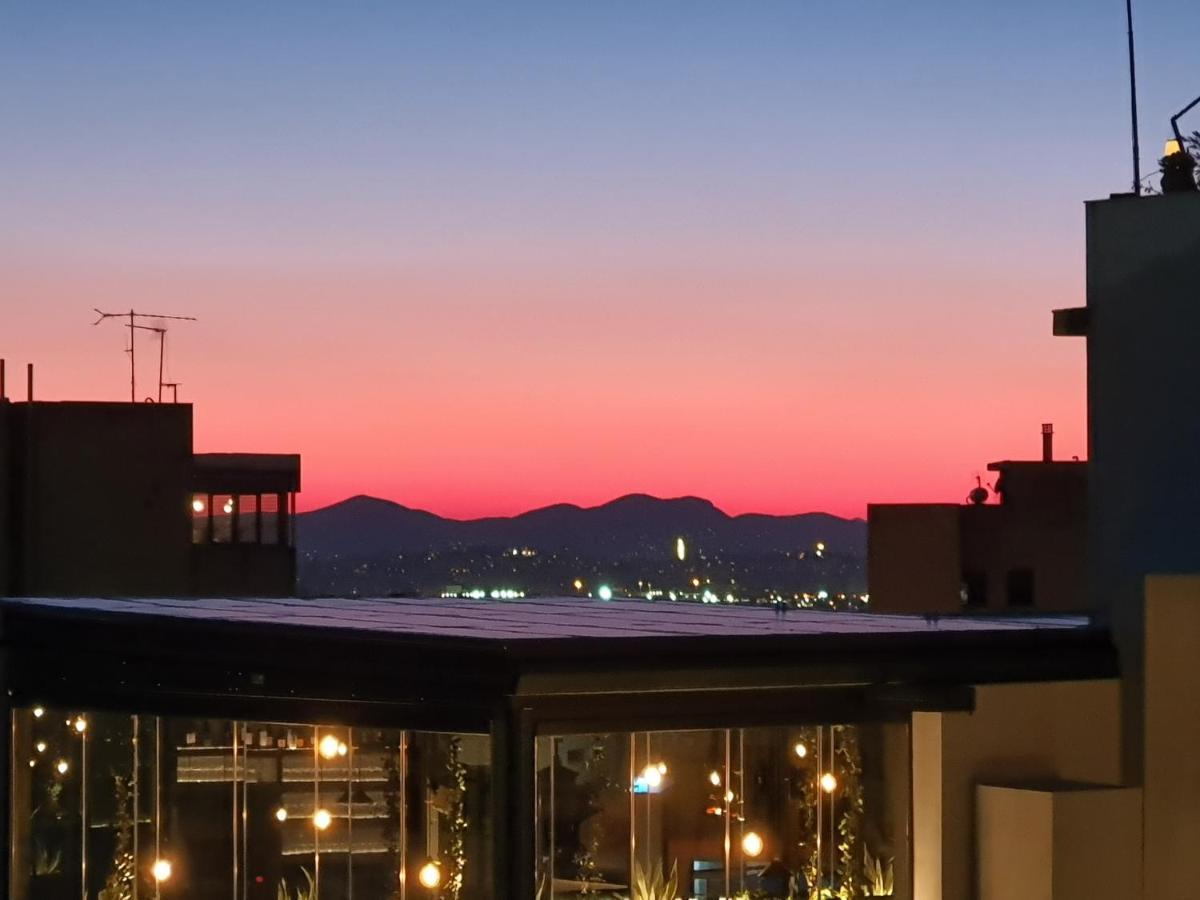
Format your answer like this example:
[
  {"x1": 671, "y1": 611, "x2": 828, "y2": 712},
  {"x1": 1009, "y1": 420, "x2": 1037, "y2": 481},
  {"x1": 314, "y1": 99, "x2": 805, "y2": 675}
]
[
  {"x1": 93, "y1": 309, "x2": 197, "y2": 402},
  {"x1": 1125, "y1": 0, "x2": 1142, "y2": 195}
]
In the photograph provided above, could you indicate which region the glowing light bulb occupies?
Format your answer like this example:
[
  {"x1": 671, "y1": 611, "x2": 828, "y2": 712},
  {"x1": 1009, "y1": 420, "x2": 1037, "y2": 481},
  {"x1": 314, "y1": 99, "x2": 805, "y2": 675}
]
[
  {"x1": 597, "y1": 585, "x2": 613, "y2": 601},
  {"x1": 709, "y1": 770, "x2": 721, "y2": 786},
  {"x1": 35, "y1": 741, "x2": 47, "y2": 754},
  {"x1": 657, "y1": 762, "x2": 667, "y2": 775},
  {"x1": 821, "y1": 772, "x2": 838, "y2": 793},
  {"x1": 151, "y1": 859, "x2": 173, "y2": 882},
  {"x1": 275, "y1": 806, "x2": 289, "y2": 822},
  {"x1": 56, "y1": 759, "x2": 69, "y2": 775},
  {"x1": 73, "y1": 716, "x2": 87, "y2": 733},
  {"x1": 573, "y1": 579, "x2": 583, "y2": 590},
  {"x1": 1165, "y1": 138, "x2": 1184, "y2": 157},
  {"x1": 418, "y1": 861, "x2": 442, "y2": 889},
  {"x1": 725, "y1": 789, "x2": 735, "y2": 803},
  {"x1": 337, "y1": 741, "x2": 348, "y2": 757},
  {"x1": 742, "y1": 831, "x2": 764, "y2": 858},
  {"x1": 793, "y1": 741, "x2": 808, "y2": 759},
  {"x1": 319, "y1": 734, "x2": 341, "y2": 760},
  {"x1": 675, "y1": 537, "x2": 686, "y2": 561},
  {"x1": 32, "y1": 707, "x2": 45, "y2": 719},
  {"x1": 641, "y1": 764, "x2": 663, "y2": 789},
  {"x1": 191, "y1": 498, "x2": 206, "y2": 513},
  {"x1": 222, "y1": 498, "x2": 234, "y2": 514},
  {"x1": 312, "y1": 809, "x2": 332, "y2": 830}
]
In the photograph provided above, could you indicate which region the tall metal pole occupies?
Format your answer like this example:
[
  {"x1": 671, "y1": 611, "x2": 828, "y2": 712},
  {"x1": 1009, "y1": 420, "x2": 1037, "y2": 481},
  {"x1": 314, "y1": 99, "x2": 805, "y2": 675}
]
[
  {"x1": 129, "y1": 310, "x2": 136, "y2": 402},
  {"x1": 1126, "y1": 0, "x2": 1142, "y2": 194}
]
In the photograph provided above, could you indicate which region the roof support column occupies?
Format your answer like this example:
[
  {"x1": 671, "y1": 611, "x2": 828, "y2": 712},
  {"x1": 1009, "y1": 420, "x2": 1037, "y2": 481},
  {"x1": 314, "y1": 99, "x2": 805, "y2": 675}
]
[{"x1": 490, "y1": 698, "x2": 535, "y2": 899}]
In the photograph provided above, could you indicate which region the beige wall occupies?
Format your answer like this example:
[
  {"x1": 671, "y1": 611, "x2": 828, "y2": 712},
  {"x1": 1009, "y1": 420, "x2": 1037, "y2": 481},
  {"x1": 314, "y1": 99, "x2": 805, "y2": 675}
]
[
  {"x1": 868, "y1": 504, "x2": 962, "y2": 613},
  {"x1": 1143, "y1": 575, "x2": 1200, "y2": 899},
  {"x1": 913, "y1": 679, "x2": 1122, "y2": 900}
]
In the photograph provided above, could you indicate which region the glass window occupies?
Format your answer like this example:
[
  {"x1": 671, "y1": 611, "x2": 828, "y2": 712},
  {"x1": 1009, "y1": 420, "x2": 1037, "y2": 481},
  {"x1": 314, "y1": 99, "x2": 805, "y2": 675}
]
[
  {"x1": 536, "y1": 724, "x2": 910, "y2": 899},
  {"x1": 212, "y1": 495, "x2": 234, "y2": 544},
  {"x1": 260, "y1": 494, "x2": 279, "y2": 546},
  {"x1": 11, "y1": 706, "x2": 492, "y2": 900},
  {"x1": 192, "y1": 494, "x2": 210, "y2": 544},
  {"x1": 237, "y1": 495, "x2": 259, "y2": 544}
]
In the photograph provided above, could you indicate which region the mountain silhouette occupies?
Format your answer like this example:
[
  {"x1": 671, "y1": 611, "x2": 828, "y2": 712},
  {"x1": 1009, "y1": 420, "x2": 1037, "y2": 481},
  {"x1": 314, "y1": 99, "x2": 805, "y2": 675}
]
[{"x1": 296, "y1": 493, "x2": 865, "y2": 559}]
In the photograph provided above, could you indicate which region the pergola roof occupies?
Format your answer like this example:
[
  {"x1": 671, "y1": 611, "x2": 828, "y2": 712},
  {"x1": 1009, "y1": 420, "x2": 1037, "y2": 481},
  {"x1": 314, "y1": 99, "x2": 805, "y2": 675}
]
[{"x1": 0, "y1": 595, "x2": 1117, "y2": 733}]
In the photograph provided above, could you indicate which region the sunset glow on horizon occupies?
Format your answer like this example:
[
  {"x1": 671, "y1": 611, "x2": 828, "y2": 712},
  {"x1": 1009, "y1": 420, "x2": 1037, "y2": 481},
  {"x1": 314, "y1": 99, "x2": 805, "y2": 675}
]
[{"x1": 5, "y1": 2, "x2": 1195, "y2": 519}]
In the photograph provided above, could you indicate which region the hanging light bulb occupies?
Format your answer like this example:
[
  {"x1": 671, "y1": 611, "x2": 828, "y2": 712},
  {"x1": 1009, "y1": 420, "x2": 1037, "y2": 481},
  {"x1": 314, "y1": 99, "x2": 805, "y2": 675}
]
[
  {"x1": 35, "y1": 741, "x2": 47, "y2": 754},
  {"x1": 56, "y1": 759, "x2": 69, "y2": 775},
  {"x1": 708, "y1": 769, "x2": 721, "y2": 786},
  {"x1": 312, "y1": 809, "x2": 332, "y2": 830},
  {"x1": 191, "y1": 497, "x2": 206, "y2": 513},
  {"x1": 274, "y1": 806, "x2": 289, "y2": 822},
  {"x1": 793, "y1": 741, "x2": 808, "y2": 759},
  {"x1": 73, "y1": 716, "x2": 88, "y2": 733},
  {"x1": 318, "y1": 734, "x2": 341, "y2": 760},
  {"x1": 32, "y1": 706, "x2": 45, "y2": 719},
  {"x1": 820, "y1": 772, "x2": 838, "y2": 793},
  {"x1": 151, "y1": 859, "x2": 173, "y2": 882},
  {"x1": 742, "y1": 830, "x2": 765, "y2": 858},
  {"x1": 418, "y1": 861, "x2": 442, "y2": 889},
  {"x1": 337, "y1": 741, "x2": 348, "y2": 757}
]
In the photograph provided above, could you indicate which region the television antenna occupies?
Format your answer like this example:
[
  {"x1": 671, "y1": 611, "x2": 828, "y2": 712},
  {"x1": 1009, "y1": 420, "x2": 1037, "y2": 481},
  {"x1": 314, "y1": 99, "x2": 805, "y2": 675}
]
[{"x1": 92, "y1": 308, "x2": 197, "y2": 402}]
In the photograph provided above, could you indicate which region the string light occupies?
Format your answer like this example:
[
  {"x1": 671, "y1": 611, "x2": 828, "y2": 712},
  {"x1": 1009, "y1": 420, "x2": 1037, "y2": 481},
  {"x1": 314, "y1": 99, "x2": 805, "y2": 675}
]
[
  {"x1": 151, "y1": 859, "x2": 173, "y2": 882},
  {"x1": 312, "y1": 809, "x2": 332, "y2": 830},
  {"x1": 274, "y1": 807, "x2": 288, "y2": 822},
  {"x1": 418, "y1": 861, "x2": 442, "y2": 889},
  {"x1": 708, "y1": 770, "x2": 721, "y2": 786},
  {"x1": 821, "y1": 772, "x2": 838, "y2": 793},
  {"x1": 318, "y1": 734, "x2": 341, "y2": 760},
  {"x1": 35, "y1": 741, "x2": 46, "y2": 753},
  {"x1": 742, "y1": 831, "x2": 764, "y2": 858},
  {"x1": 793, "y1": 741, "x2": 808, "y2": 759},
  {"x1": 32, "y1": 707, "x2": 45, "y2": 719},
  {"x1": 56, "y1": 759, "x2": 69, "y2": 775}
]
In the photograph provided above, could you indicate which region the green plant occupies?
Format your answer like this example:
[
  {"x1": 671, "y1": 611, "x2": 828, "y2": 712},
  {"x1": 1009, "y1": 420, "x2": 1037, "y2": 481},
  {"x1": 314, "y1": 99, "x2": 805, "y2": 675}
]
[
  {"x1": 277, "y1": 867, "x2": 316, "y2": 900},
  {"x1": 863, "y1": 846, "x2": 894, "y2": 896},
  {"x1": 632, "y1": 859, "x2": 678, "y2": 900},
  {"x1": 33, "y1": 843, "x2": 62, "y2": 875}
]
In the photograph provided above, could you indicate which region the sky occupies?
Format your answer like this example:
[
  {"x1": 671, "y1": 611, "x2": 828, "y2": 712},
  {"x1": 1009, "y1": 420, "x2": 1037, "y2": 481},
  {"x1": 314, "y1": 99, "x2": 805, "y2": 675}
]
[{"x1": 3, "y1": 2, "x2": 1197, "y2": 518}]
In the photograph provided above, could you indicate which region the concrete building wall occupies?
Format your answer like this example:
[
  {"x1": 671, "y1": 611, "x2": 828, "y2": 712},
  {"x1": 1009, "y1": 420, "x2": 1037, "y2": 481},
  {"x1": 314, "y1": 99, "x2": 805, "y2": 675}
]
[
  {"x1": 1143, "y1": 575, "x2": 1200, "y2": 899},
  {"x1": 1085, "y1": 193, "x2": 1200, "y2": 782},
  {"x1": 9, "y1": 402, "x2": 193, "y2": 596},
  {"x1": 912, "y1": 679, "x2": 1122, "y2": 900},
  {"x1": 976, "y1": 784, "x2": 1141, "y2": 900},
  {"x1": 867, "y1": 505, "x2": 962, "y2": 613}
]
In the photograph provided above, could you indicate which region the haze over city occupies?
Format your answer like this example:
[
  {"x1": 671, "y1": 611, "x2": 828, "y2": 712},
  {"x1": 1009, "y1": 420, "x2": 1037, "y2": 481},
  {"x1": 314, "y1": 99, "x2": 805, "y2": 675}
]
[{"x1": 4, "y1": 1, "x2": 1196, "y2": 517}]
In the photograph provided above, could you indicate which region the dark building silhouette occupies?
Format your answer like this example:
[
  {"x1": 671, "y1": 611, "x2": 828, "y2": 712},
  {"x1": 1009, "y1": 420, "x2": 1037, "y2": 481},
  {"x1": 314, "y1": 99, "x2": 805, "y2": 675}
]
[
  {"x1": 868, "y1": 430, "x2": 1086, "y2": 614},
  {"x1": 0, "y1": 375, "x2": 300, "y2": 598}
]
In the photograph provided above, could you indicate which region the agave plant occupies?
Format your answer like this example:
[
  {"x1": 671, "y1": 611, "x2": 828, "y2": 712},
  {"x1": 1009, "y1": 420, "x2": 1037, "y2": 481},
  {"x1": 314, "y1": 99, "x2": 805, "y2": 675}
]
[
  {"x1": 632, "y1": 859, "x2": 678, "y2": 900},
  {"x1": 863, "y1": 846, "x2": 894, "y2": 896},
  {"x1": 277, "y1": 867, "x2": 316, "y2": 900}
]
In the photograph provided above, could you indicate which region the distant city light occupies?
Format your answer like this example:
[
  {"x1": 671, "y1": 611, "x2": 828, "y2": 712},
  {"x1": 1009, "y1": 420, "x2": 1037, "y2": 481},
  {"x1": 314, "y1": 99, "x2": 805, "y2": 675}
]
[
  {"x1": 597, "y1": 585, "x2": 613, "y2": 601},
  {"x1": 675, "y1": 537, "x2": 686, "y2": 561}
]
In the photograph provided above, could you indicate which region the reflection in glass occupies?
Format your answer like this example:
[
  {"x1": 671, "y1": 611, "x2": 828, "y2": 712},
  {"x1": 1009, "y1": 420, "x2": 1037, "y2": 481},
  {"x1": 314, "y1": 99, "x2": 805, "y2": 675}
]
[
  {"x1": 11, "y1": 707, "x2": 492, "y2": 900},
  {"x1": 537, "y1": 725, "x2": 909, "y2": 900}
]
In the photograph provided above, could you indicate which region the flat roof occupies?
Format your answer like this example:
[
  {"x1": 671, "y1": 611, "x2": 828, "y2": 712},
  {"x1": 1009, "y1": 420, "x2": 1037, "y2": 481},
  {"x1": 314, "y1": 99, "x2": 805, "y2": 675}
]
[
  {"x1": 2, "y1": 594, "x2": 1091, "y2": 641},
  {"x1": 0, "y1": 596, "x2": 1116, "y2": 733}
]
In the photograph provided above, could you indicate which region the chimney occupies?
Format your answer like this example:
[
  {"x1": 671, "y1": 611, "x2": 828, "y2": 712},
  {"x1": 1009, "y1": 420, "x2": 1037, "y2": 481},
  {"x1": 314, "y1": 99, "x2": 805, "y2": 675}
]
[
  {"x1": 1042, "y1": 422, "x2": 1054, "y2": 462},
  {"x1": 27, "y1": 363, "x2": 34, "y2": 402}
]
